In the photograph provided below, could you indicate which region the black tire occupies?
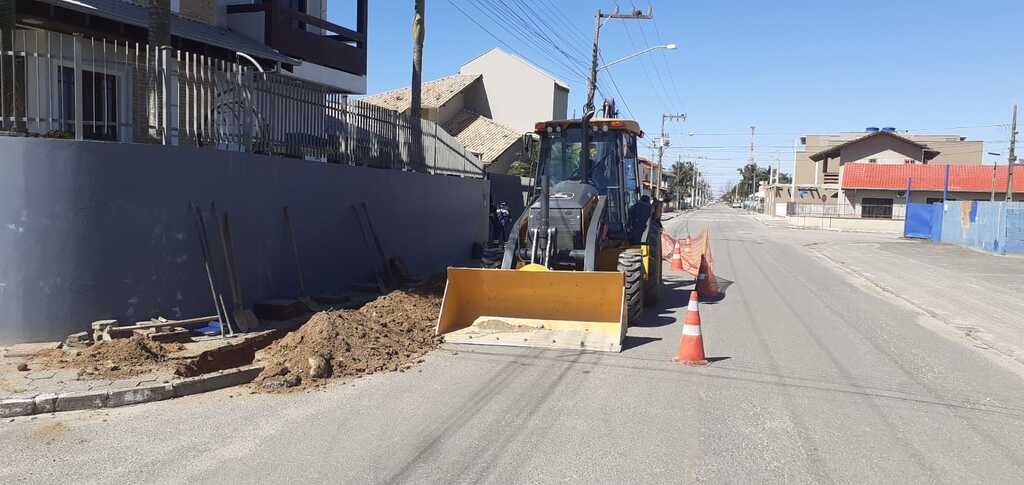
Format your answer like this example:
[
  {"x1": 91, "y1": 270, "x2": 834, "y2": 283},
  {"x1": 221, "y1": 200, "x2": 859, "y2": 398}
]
[
  {"x1": 481, "y1": 241, "x2": 504, "y2": 269},
  {"x1": 644, "y1": 233, "x2": 662, "y2": 305},
  {"x1": 617, "y1": 251, "x2": 645, "y2": 325}
]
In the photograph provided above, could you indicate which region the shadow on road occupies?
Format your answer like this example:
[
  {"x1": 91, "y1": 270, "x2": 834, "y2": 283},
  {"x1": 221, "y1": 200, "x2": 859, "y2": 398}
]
[{"x1": 622, "y1": 336, "x2": 662, "y2": 350}]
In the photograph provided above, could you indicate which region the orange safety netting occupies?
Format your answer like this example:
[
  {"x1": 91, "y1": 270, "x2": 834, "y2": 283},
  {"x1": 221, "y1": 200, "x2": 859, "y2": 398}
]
[{"x1": 661, "y1": 228, "x2": 721, "y2": 298}]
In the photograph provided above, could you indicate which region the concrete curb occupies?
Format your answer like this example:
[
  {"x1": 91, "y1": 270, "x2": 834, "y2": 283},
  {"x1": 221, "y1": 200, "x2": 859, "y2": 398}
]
[{"x1": 1, "y1": 365, "x2": 263, "y2": 418}]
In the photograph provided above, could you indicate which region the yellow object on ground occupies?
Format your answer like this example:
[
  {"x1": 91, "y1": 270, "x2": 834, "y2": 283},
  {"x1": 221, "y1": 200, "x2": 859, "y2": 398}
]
[{"x1": 436, "y1": 267, "x2": 627, "y2": 352}]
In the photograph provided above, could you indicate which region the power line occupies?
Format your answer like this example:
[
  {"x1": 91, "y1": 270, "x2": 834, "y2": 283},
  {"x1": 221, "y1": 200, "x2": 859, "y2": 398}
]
[
  {"x1": 447, "y1": 0, "x2": 585, "y2": 86},
  {"x1": 600, "y1": 55, "x2": 637, "y2": 120},
  {"x1": 613, "y1": 2, "x2": 670, "y2": 110},
  {"x1": 684, "y1": 124, "x2": 1008, "y2": 137},
  {"x1": 462, "y1": 0, "x2": 615, "y2": 103},
  {"x1": 626, "y1": 1, "x2": 676, "y2": 109},
  {"x1": 648, "y1": 8, "x2": 686, "y2": 110},
  {"x1": 463, "y1": 0, "x2": 591, "y2": 84}
]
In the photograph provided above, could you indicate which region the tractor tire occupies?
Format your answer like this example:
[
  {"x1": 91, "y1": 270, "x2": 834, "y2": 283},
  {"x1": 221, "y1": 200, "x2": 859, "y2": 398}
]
[
  {"x1": 644, "y1": 233, "x2": 662, "y2": 306},
  {"x1": 481, "y1": 241, "x2": 504, "y2": 269},
  {"x1": 617, "y1": 251, "x2": 645, "y2": 325}
]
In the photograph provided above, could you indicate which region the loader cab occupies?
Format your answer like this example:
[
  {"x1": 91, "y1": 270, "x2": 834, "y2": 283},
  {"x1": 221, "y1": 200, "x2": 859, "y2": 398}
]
[{"x1": 533, "y1": 119, "x2": 643, "y2": 238}]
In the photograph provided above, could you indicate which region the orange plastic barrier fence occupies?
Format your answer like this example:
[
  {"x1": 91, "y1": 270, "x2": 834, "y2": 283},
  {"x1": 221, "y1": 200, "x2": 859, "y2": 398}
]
[{"x1": 661, "y1": 228, "x2": 721, "y2": 297}]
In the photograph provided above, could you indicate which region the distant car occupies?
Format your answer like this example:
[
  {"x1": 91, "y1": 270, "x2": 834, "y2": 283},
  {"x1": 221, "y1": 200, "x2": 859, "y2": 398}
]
[{"x1": 731, "y1": 202, "x2": 741, "y2": 208}]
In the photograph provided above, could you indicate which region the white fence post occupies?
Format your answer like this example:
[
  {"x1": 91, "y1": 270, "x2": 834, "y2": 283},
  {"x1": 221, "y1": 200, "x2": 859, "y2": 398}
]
[{"x1": 72, "y1": 34, "x2": 83, "y2": 141}]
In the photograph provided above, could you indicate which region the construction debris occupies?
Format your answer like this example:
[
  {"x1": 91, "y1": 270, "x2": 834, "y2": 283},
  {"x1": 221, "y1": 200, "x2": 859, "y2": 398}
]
[
  {"x1": 253, "y1": 286, "x2": 442, "y2": 392},
  {"x1": 64, "y1": 332, "x2": 92, "y2": 349},
  {"x1": 36, "y1": 336, "x2": 183, "y2": 380}
]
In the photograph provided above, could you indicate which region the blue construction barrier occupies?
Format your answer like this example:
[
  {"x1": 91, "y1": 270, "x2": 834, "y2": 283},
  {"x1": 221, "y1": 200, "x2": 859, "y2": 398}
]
[
  {"x1": 903, "y1": 203, "x2": 935, "y2": 239},
  {"x1": 936, "y1": 201, "x2": 1024, "y2": 254}
]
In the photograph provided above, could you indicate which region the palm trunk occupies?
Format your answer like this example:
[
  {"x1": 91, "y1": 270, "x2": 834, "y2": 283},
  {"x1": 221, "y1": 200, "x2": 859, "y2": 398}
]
[
  {"x1": 408, "y1": 0, "x2": 425, "y2": 171},
  {"x1": 133, "y1": 0, "x2": 171, "y2": 143}
]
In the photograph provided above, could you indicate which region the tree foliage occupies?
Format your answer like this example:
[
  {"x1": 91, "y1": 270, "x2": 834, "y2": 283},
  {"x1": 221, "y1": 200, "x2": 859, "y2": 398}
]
[
  {"x1": 721, "y1": 162, "x2": 792, "y2": 200},
  {"x1": 667, "y1": 161, "x2": 710, "y2": 203}
]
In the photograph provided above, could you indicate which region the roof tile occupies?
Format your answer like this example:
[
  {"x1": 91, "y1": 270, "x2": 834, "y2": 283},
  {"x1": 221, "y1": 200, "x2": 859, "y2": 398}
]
[
  {"x1": 443, "y1": 111, "x2": 520, "y2": 164},
  {"x1": 359, "y1": 74, "x2": 481, "y2": 112},
  {"x1": 841, "y1": 164, "x2": 1024, "y2": 193}
]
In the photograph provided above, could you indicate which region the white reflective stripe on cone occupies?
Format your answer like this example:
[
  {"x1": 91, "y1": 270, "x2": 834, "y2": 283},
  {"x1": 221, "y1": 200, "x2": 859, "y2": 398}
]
[
  {"x1": 682, "y1": 324, "x2": 701, "y2": 336},
  {"x1": 688, "y1": 300, "x2": 699, "y2": 311}
]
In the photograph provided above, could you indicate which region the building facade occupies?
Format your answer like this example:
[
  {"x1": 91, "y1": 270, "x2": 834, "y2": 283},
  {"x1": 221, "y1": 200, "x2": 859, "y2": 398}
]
[
  {"x1": 360, "y1": 48, "x2": 570, "y2": 174},
  {"x1": 766, "y1": 128, "x2": 1016, "y2": 219}
]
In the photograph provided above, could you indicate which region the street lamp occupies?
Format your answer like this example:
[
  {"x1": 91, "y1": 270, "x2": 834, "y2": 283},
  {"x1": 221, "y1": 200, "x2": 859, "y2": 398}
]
[{"x1": 597, "y1": 44, "x2": 677, "y2": 71}]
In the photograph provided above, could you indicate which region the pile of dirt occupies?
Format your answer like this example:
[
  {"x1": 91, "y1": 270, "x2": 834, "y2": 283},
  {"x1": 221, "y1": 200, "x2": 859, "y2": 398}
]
[
  {"x1": 253, "y1": 287, "x2": 442, "y2": 392},
  {"x1": 35, "y1": 336, "x2": 183, "y2": 380}
]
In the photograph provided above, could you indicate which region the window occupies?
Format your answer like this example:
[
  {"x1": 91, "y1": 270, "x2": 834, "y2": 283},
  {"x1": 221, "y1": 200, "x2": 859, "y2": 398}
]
[
  {"x1": 861, "y1": 197, "x2": 893, "y2": 219},
  {"x1": 868, "y1": 158, "x2": 877, "y2": 164},
  {"x1": 59, "y1": 67, "x2": 119, "y2": 141}
]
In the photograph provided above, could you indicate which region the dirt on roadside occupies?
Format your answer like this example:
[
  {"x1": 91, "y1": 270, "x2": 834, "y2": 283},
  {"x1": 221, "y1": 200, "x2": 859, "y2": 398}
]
[
  {"x1": 253, "y1": 285, "x2": 443, "y2": 392},
  {"x1": 34, "y1": 337, "x2": 183, "y2": 380}
]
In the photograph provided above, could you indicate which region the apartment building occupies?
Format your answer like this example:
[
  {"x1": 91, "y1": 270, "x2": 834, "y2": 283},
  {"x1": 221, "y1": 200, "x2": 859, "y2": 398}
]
[{"x1": 766, "y1": 127, "x2": 1011, "y2": 219}]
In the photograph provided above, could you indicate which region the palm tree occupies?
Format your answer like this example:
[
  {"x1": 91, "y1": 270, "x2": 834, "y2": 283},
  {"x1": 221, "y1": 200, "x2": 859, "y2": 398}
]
[
  {"x1": 408, "y1": 0, "x2": 426, "y2": 171},
  {"x1": 133, "y1": 0, "x2": 171, "y2": 142}
]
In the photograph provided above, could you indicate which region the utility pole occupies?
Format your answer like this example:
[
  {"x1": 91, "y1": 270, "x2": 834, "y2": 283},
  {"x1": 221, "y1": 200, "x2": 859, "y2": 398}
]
[
  {"x1": 691, "y1": 162, "x2": 699, "y2": 208},
  {"x1": 656, "y1": 112, "x2": 686, "y2": 201},
  {"x1": 746, "y1": 125, "x2": 756, "y2": 203},
  {"x1": 582, "y1": 6, "x2": 652, "y2": 181},
  {"x1": 1006, "y1": 104, "x2": 1018, "y2": 202}
]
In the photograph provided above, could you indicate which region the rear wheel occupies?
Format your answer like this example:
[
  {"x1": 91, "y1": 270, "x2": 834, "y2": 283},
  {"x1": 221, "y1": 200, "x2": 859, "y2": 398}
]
[
  {"x1": 481, "y1": 241, "x2": 504, "y2": 269},
  {"x1": 618, "y1": 252, "x2": 645, "y2": 325}
]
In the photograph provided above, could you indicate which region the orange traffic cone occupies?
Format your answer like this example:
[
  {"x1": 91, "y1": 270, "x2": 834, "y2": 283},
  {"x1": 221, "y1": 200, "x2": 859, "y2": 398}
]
[
  {"x1": 674, "y1": 290, "x2": 708, "y2": 365},
  {"x1": 670, "y1": 240, "x2": 684, "y2": 271}
]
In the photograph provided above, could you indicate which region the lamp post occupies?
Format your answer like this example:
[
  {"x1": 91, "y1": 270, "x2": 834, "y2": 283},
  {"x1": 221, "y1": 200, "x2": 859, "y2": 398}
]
[{"x1": 596, "y1": 44, "x2": 677, "y2": 71}]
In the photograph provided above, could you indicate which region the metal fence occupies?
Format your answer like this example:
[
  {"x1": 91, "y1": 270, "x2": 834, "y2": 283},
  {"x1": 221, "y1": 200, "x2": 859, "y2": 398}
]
[
  {"x1": 0, "y1": 27, "x2": 483, "y2": 177},
  {"x1": 787, "y1": 202, "x2": 906, "y2": 220}
]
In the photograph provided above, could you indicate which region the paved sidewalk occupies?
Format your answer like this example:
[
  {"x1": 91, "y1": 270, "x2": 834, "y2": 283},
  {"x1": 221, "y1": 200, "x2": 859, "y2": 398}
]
[
  {"x1": 808, "y1": 237, "x2": 1024, "y2": 367},
  {"x1": 0, "y1": 354, "x2": 174, "y2": 401}
]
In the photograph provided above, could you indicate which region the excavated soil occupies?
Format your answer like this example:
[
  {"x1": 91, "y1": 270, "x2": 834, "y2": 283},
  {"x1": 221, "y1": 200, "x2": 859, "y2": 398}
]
[
  {"x1": 34, "y1": 337, "x2": 184, "y2": 380},
  {"x1": 253, "y1": 285, "x2": 443, "y2": 392}
]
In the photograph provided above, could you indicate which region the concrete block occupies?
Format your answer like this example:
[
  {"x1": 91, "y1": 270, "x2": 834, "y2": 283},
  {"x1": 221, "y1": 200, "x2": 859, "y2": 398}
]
[
  {"x1": 33, "y1": 393, "x2": 58, "y2": 414},
  {"x1": 55, "y1": 390, "x2": 109, "y2": 412},
  {"x1": 0, "y1": 397, "x2": 36, "y2": 418},
  {"x1": 172, "y1": 365, "x2": 262, "y2": 398},
  {"x1": 108, "y1": 383, "x2": 174, "y2": 408}
]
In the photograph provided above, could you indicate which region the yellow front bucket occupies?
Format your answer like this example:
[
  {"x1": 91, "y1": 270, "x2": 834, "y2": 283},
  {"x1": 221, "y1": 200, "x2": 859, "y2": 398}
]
[{"x1": 436, "y1": 267, "x2": 627, "y2": 352}]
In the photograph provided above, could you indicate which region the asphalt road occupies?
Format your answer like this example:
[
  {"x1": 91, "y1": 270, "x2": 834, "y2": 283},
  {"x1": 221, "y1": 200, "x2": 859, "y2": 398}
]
[{"x1": 4, "y1": 205, "x2": 1024, "y2": 484}]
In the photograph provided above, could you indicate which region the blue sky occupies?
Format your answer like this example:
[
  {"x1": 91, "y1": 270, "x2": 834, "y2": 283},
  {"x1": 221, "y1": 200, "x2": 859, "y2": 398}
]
[{"x1": 331, "y1": 1, "x2": 1024, "y2": 191}]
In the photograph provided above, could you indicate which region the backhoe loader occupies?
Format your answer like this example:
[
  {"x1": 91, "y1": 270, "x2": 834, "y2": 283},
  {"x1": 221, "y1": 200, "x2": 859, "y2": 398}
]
[{"x1": 435, "y1": 117, "x2": 662, "y2": 352}]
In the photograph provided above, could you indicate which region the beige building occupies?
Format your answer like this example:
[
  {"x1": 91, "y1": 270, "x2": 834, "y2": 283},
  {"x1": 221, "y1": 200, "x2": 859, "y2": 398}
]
[
  {"x1": 360, "y1": 48, "x2": 569, "y2": 174},
  {"x1": 793, "y1": 129, "x2": 983, "y2": 188},
  {"x1": 765, "y1": 128, "x2": 987, "y2": 217},
  {"x1": 458, "y1": 48, "x2": 570, "y2": 133}
]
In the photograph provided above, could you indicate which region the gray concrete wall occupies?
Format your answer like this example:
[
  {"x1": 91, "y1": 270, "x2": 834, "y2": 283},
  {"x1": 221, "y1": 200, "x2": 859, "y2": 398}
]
[
  {"x1": 487, "y1": 173, "x2": 529, "y2": 221},
  {"x1": 0, "y1": 138, "x2": 489, "y2": 344}
]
